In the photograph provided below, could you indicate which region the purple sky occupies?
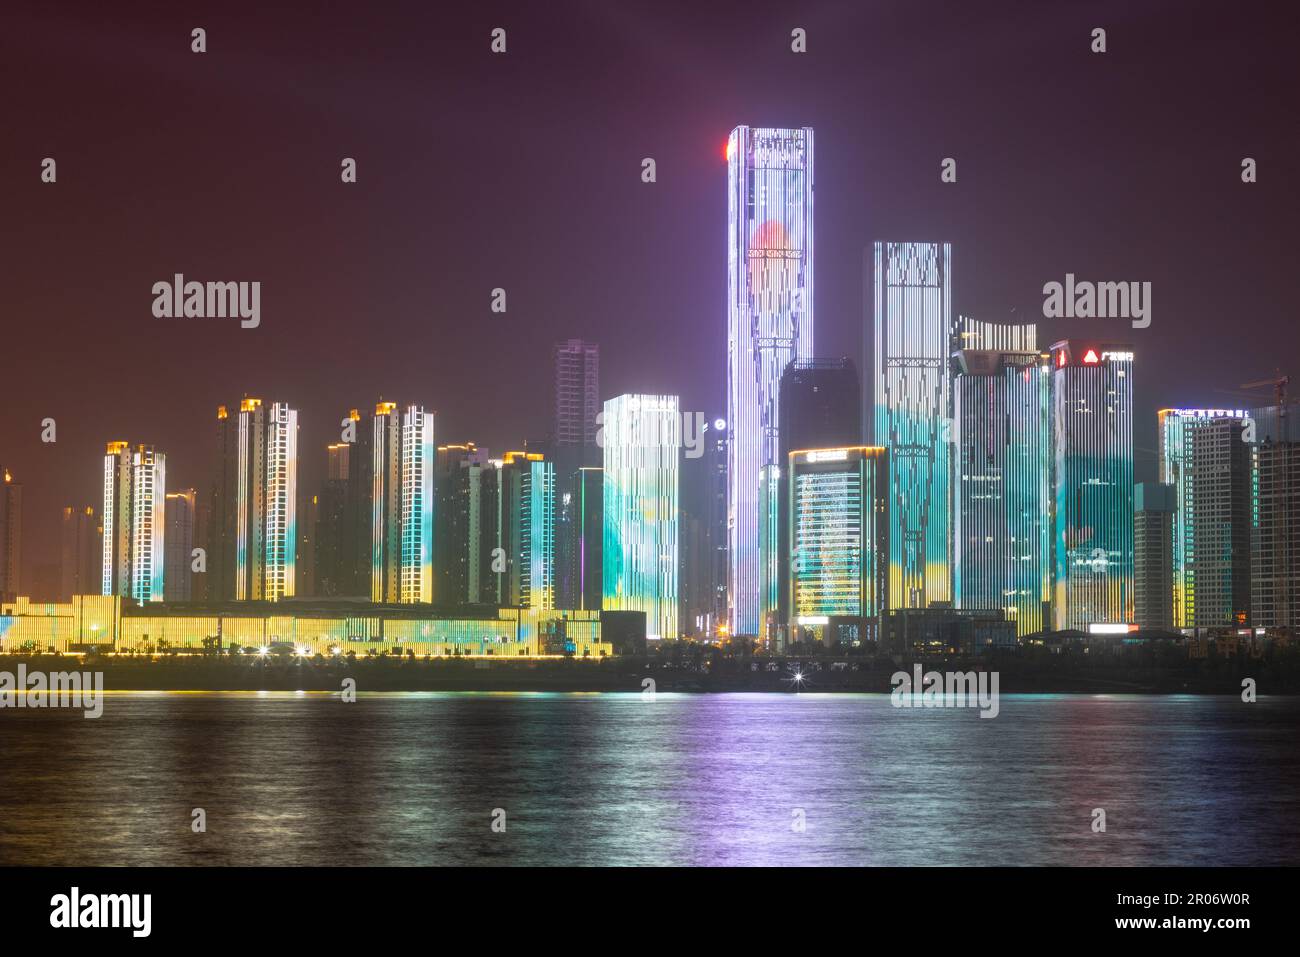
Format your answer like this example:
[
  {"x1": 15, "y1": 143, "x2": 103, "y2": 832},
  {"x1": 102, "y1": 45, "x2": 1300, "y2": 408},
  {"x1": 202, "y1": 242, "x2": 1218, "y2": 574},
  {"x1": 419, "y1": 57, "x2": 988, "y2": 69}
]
[{"x1": 2, "y1": 0, "x2": 1297, "y2": 578}]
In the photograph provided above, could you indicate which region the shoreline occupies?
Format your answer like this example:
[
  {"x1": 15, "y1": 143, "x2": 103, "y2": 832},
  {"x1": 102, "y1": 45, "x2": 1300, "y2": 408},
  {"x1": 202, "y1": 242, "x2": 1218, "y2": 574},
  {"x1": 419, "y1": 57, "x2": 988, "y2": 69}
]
[{"x1": 3, "y1": 654, "x2": 1296, "y2": 695}]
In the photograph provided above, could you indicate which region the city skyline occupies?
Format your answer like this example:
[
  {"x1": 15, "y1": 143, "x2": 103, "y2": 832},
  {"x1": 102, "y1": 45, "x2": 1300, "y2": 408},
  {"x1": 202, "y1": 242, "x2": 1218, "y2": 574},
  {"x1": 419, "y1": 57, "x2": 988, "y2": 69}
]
[{"x1": 3, "y1": 2, "x2": 1295, "y2": 581}]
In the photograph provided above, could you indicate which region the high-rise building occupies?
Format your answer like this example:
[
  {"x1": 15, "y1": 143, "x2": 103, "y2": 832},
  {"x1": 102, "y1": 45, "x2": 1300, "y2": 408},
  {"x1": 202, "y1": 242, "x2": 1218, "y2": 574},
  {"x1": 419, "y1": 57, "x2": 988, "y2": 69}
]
[
  {"x1": 553, "y1": 339, "x2": 600, "y2": 448},
  {"x1": 312, "y1": 445, "x2": 351, "y2": 598},
  {"x1": 163, "y1": 489, "x2": 196, "y2": 601},
  {"x1": 727, "y1": 125, "x2": 814, "y2": 635},
  {"x1": 870, "y1": 241, "x2": 952, "y2": 610},
  {"x1": 603, "y1": 394, "x2": 680, "y2": 639},
  {"x1": 1251, "y1": 406, "x2": 1299, "y2": 629},
  {"x1": 500, "y1": 452, "x2": 555, "y2": 610},
  {"x1": 1, "y1": 468, "x2": 23, "y2": 601},
  {"x1": 59, "y1": 505, "x2": 99, "y2": 601},
  {"x1": 775, "y1": 359, "x2": 861, "y2": 638},
  {"x1": 435, "y1": 443, "x2": 490, "y2": 607},
  {"x1": 787, "y1": 446, "x2": 888, "y2": 647},
  {"x1": 208, "y1": 399, "x2": 299, "y2": 602},
  {"x1": 680, "y1": 416, "x2": 727, "y2": 637},
  {"x1": 102, "y1": 442, "x2": 166, "y2": 603},
  {"x1": 951, "y1": 346, "x2": 1052, "y2": 636},
  {"x1": 563, "y1": 465, "x2": 602, "y2": 612},
  {"x1": 1157, "y1": 408, "x2": 1253, "y2": 628},
  {"x1": 364, "y1": 402, "x2": 435, "y2": 603},
  {"x1": 1049, "y1": 341, "x2": 1135, "y2": 630},
  {"x1": 1134, "y1": 482, "x2": 1176, "y2": 630}
]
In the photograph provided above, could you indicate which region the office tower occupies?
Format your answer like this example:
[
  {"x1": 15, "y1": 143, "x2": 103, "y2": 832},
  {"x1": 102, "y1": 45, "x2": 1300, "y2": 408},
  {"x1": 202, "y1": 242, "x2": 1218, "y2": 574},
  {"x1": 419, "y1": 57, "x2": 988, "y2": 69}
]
[
  {"x1": 953, "y1": 315, "x2": 1037, "y2": 353},
  {"x1": 364, "y1": 402, "x2": 435, "y2": 603},
  {"x1": 499, "y1": 452, "x2": 554, "y2": 609},
  {"x1": 870, "y1": 241, "x2": 953, "y2": 610},
  {"x1": 787, "y1": 446, "x2": 888, "y2": 647},
  {"x1": 59, "y1": 505, "x2": 100, "y2": 601},
  {"x1": 1251, "y1": 406, "x2": 1299, "y2": 628},
  {"x1": 299, "y1": 493, "x2": 317, "y2": 598},
  {"x1": 553, "y1": 340, "x2": 601, "y2": 609},
  {"x1": 603, "y1": 394, "x2": 680, "y2": 639},
  {"x1": 313, "y1": 445, "x2": 351, "y2": 598},
  {"x1": 563, "y1": 465, "x2": 602, "y2": 611},
  {"x1": 435, "y1": 443, "x2": 490, "y2": 607},
  {"x1": 727, "y1": 125, "x2": 815, "y2": 635},
  {"x1": 163, "y1": 489, "x2": 196, "y2": 601},
  {"x1": 1157, "y1": 408, "x2": 1253, "y2": 628},
  {"x1": 1049, "y1": 341, "x2": 1135, "y2": 630},
  {"x1": 0, "y1": 468, "x2": 22, "y2": 601},
  {"x1": 103, "y1": 442, "x2": 166, "y2": 603},
  {"x1": 1134, "y1": 482, "x2": 1176, "y2": 630},
  {"x1": 553, "y1": 339, "x2": 601, "y2": 448},
  {"x1": 208, "y1": 399, "x2": 299, "y2": 602},
  {"x1": 680, "y1": 416, "x2": 727, "y2": 636},
  {"x1": 775, "y1": 359, "x2": 862, "y2": 638},
  {"x1": 951, "y1": 347, "x2": 1052, "y2": 636}
]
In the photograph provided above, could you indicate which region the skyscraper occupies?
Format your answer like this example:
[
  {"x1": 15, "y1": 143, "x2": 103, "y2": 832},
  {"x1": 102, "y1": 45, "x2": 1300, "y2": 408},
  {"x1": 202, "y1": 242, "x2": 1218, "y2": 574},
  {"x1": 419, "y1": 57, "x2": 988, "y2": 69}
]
[
  {"x1": 1049, "y1": 341, "x2": 1135, "y2": 630},
  {"x1": 208, "y1": 399, "x2": 299, "y2": 602},
  {"x1": 59, "y1": 505, "x2": 99, "y2": 601},
  {"x1": 870, "y1": 241, "x2": 952, "y2": 610},
  {"x1": 951, "y1": 346, "x2": 1051, "y2": 636},
  {"x1": 366, "y1": 402, "x2": 435, "y2": 604},
  {"x1": 727, "y1": 125, "x2": 814, "y2": 635},
  {"x1": 1134, "y1": 482, "x2": 1176, "y2": 630},
  {"x1": 435, "y1": 443, "x2": 490, "y2": 607},
  {"x1": 775, "y1": 359, "x2": 861, "y2": 637},
  {"x1": 163, "y1": 489, "x2": 196, "y2": 601},
  {"x1": 102, "y1": 442, "x2": 166, "y2": 603},
  {"x1": 553, "y1": 339, "x2": 600, "y2": 449},
  {"x1": 0, "y1": 468, "x2": 22, "y2": 601},
  {"x1": 1157, "y1": 408, "x2": 1253, "y2": 628},
  {"x1": 603, "y1": 393, "x2": 680, "y2": 640},
  {"x1": 1251, "y1": 405, "x2": 1299, "y2": 629},
  {"x1": 312, "y1": 443, "x2": 351, "y2": 598},
  {"x1": 787, "y1": 446, "x2": 888, "y2": 647},
  {"x1": 500, "y1": 451, "x2": 555, "y2": 610}
]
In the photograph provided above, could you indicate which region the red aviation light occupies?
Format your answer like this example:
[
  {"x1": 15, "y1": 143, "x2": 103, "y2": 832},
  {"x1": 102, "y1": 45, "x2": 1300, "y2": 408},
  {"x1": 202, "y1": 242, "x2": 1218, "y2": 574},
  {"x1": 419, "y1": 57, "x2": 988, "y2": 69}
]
[{"x1": 1057, "y1": 350, "x2": 1067, "y2": 367}]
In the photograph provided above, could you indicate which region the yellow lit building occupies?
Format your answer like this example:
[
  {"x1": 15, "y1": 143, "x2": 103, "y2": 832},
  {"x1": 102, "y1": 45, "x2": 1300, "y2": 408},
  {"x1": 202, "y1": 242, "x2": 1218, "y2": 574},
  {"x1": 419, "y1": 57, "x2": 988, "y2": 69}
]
[{"x1": 0, "y1": 595, "x2": 609, "y2": 658}]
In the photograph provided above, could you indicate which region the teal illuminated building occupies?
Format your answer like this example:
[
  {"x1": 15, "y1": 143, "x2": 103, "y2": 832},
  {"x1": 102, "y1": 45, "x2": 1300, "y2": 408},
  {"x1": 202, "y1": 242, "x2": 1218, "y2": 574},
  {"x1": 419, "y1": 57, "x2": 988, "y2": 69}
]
[
  {"x1": 602, "y1": 393, "x2": 680, "y2": 640},
  {"x1": 951, "y1": 347, "x2": 1051, "y2": 635},
  {"x1": 500, "y1": 451, "x2": 555, "y2": 610},
  {"x1": 786, "y1": 446, "x2": 888, "y2": 646},
  {"x1": 1049, "y1": 341, "x2": 1135, "y2": 630},
  {"x1": 869, "y1": 241, "x2": 952, "y2": 609}
]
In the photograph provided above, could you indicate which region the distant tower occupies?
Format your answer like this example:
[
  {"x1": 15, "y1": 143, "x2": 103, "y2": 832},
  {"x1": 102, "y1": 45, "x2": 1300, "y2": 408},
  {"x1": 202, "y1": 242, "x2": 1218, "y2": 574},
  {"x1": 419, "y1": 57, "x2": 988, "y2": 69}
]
[
  {"x1": 59, "y1": 505, "x2": 100, "y2": 601},
  {"x1": 368, "y1": 402, "x2": 434, "y2": 603},
  {"x1": 0, "y1": 467, "x2": 22, "y2": 601},
  {"x1": 553, "y1": 339, "x2": 600, "y2": 449},
  {"x1": 1251, "y1": 405, "x2": 1300, "y2": 629},
  {"x1": 727, "y1": 125, "x2": 815, "y2": 635}
]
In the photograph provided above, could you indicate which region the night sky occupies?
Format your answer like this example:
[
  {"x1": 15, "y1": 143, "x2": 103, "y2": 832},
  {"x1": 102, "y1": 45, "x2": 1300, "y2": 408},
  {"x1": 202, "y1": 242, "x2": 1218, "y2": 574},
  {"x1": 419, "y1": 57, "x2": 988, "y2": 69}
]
[{"x1": 2, "y1": 0, "x2": 1296, "y2": 580}]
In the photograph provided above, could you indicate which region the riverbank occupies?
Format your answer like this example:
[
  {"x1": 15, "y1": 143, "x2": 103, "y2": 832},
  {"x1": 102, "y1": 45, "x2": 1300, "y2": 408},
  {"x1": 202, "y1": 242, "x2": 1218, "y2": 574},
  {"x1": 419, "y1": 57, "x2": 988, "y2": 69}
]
[{"x1": 3, "y1": 653, "x2": 1297, "y2": 693}]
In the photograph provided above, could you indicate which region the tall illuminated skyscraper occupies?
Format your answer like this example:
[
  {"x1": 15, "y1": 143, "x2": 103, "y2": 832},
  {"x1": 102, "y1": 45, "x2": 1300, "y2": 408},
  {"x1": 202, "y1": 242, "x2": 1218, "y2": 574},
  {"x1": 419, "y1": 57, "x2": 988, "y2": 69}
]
[
  {"x1": 1157, "y1": 408, "x2": 1252, "y2": 628},
  {"x1": 727, "y1": 125, "x2": 814, "y2": 635},
  {"x1": 103, "y1": 442, "x2": 166, "y2": 603},
  {"x1": 368, "y1": 402, "x2": 434, "y2": 603},
  {"x1": 870, "y1": 241, "x2": 952, "y2": 609},
  {"x1": 787, "y1": 446, "x2": 888, "y2": 647},
  {"x1": 951, "y1": 346, "x2": 1051, "y2": 635},
  {"x1": 208, "y1": 398, "x2": 298, "y2": 602},
  {"x1": 1049, "y1": 341, "x2": 1135, "y2": 630},
  {"x1": 603, "y1": 394, "x2": 680, "y2": 640},
  {"x1": 501, "y1": 451, "x2": 555, "y2": 610}
]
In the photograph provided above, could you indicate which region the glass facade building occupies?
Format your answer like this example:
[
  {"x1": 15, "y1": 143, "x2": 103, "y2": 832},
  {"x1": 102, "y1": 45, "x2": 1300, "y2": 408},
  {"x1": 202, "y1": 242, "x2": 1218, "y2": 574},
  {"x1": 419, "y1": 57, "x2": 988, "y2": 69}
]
[
  {"x1": 1049, "y1": 341, "x2": 1135, "y2": 630},
  {"x1": 951, "y1": 348, "x2": 1051, "y2": 636},
  {"x1": 101, "y1": 441, "x2": 166, "y2": 603},
  {"x1": 727, "y1": 125, "x2": 814, "y2": 635},
  {"x1": 602, "y1": 394, "x2": 680, "y2": 639},
  {"x1": 870, "y1": 241, "x2": 952, "y2": 609}
]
